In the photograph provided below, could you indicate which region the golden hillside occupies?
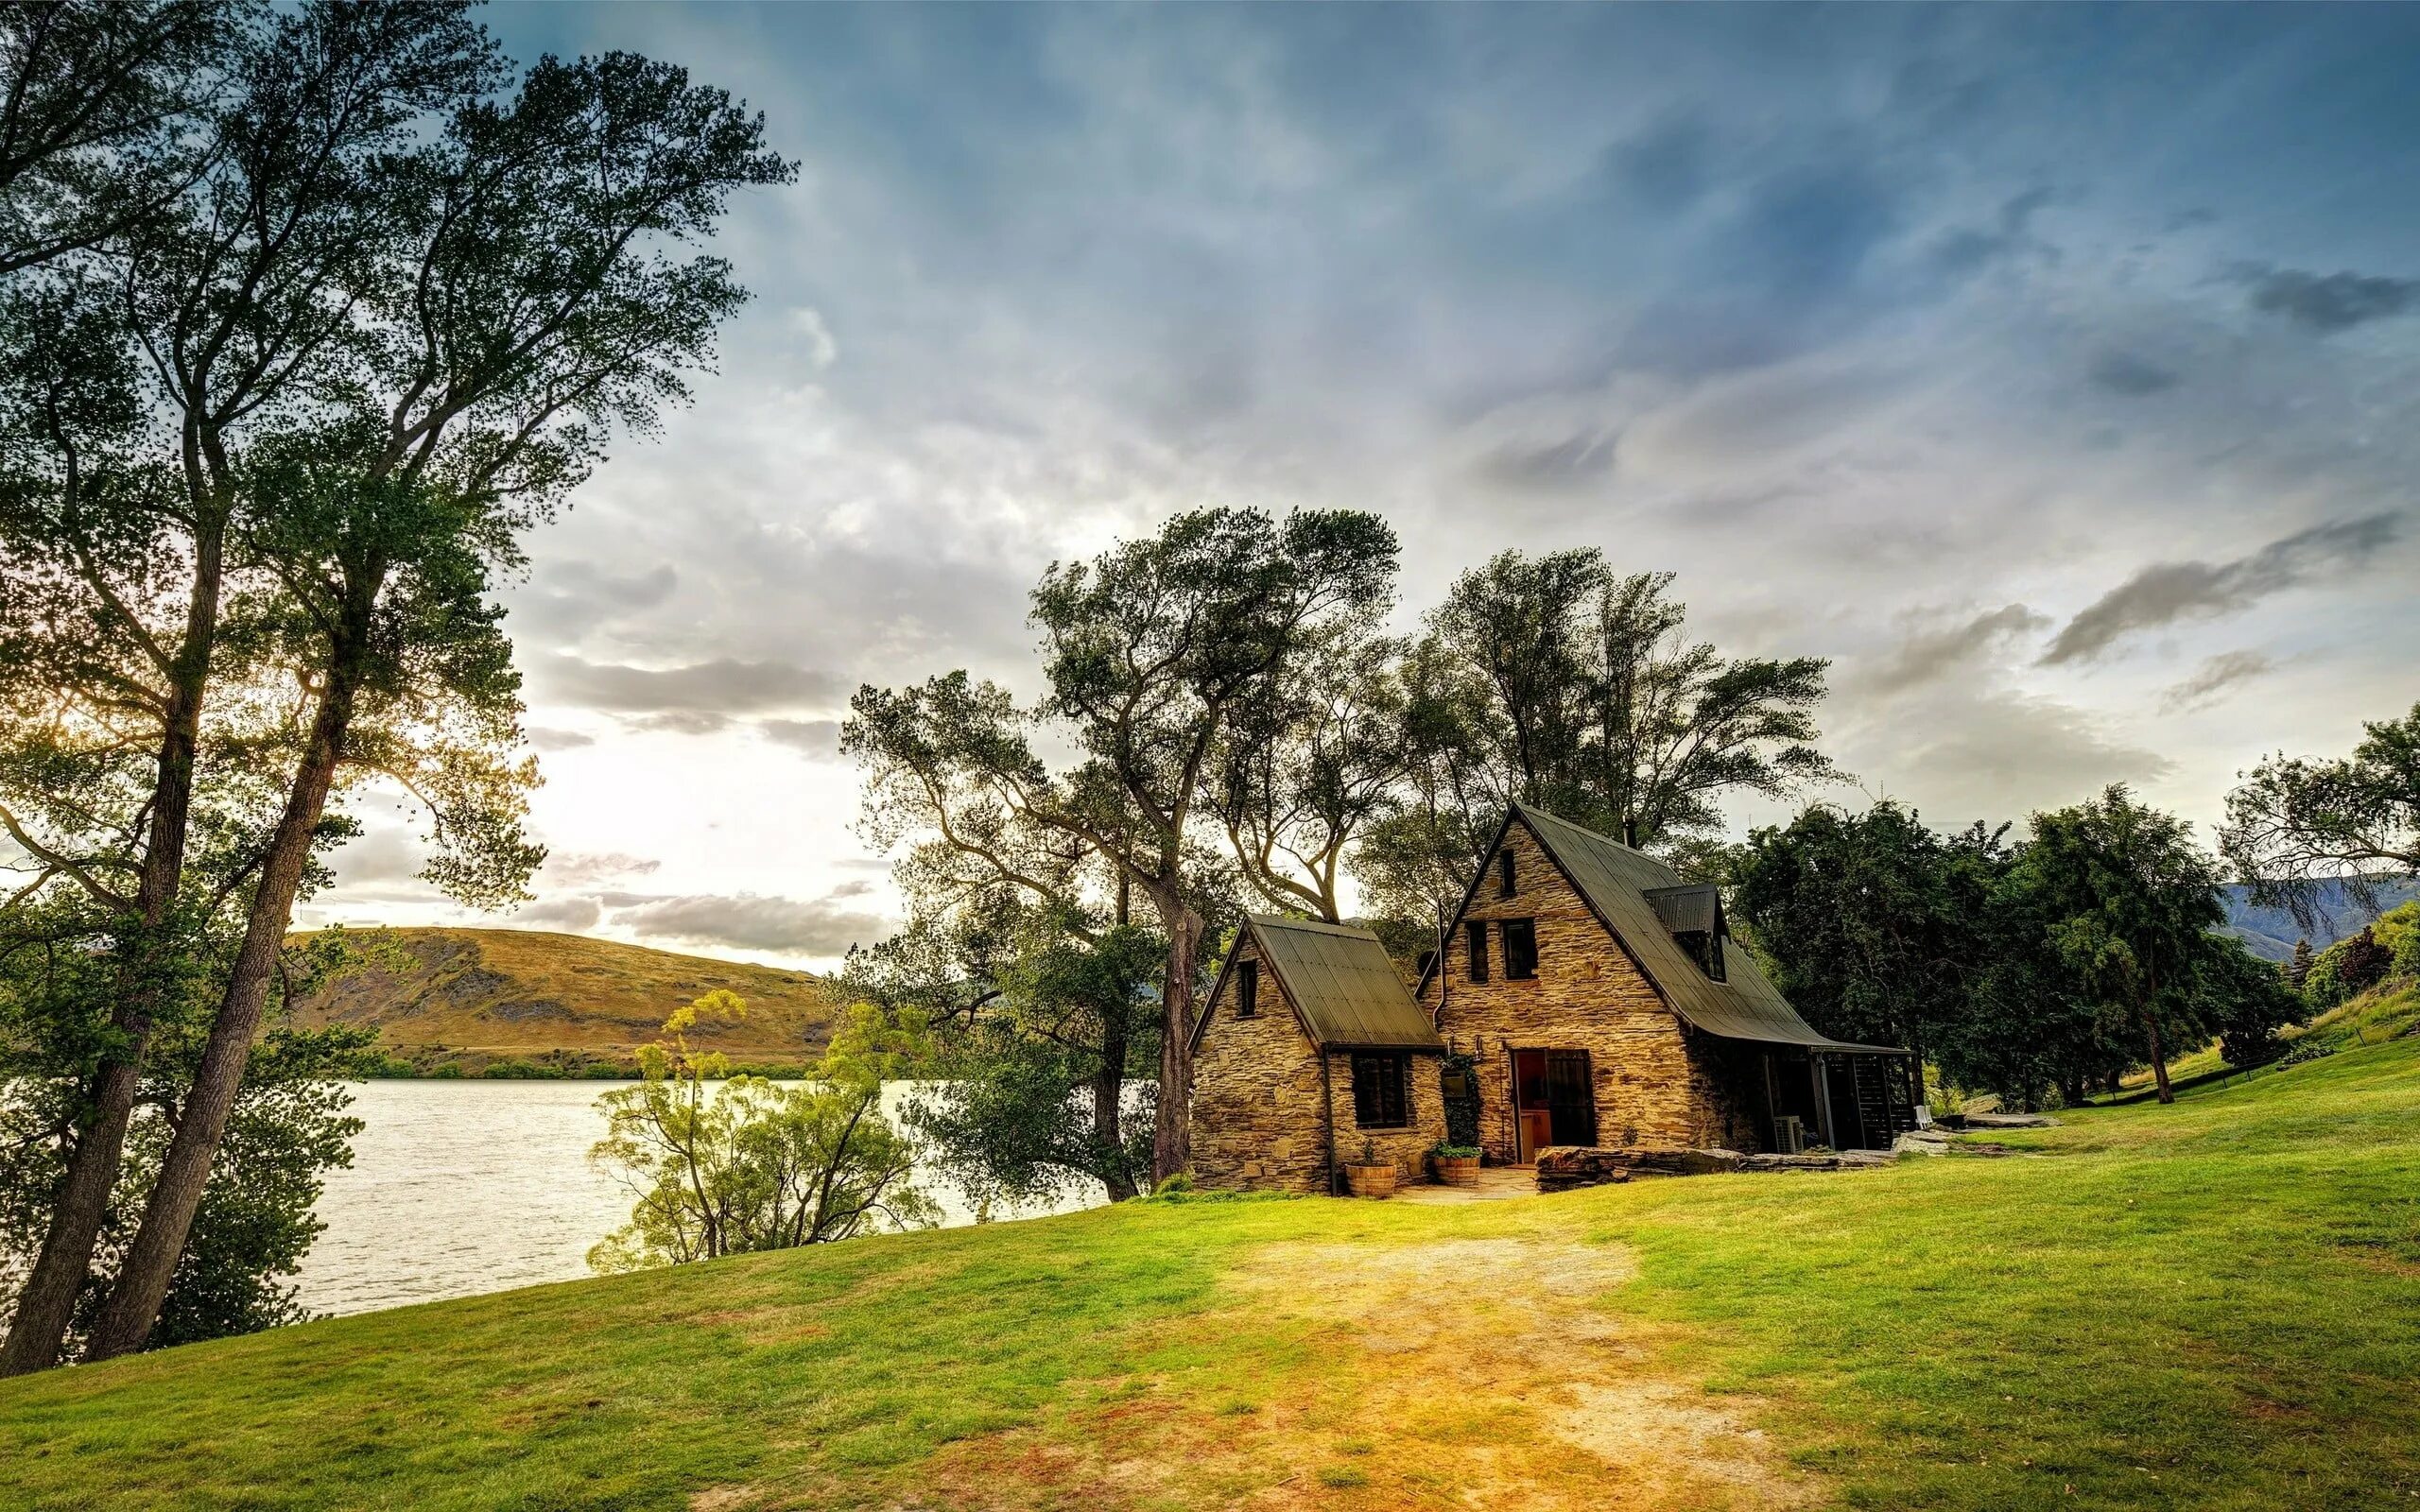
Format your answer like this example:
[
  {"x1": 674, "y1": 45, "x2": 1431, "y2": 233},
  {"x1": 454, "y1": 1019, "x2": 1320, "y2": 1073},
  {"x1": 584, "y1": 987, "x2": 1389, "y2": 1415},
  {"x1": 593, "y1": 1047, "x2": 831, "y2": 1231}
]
[{"x1": 286, "y1": 927, "x2": 839, "y2": 1073}]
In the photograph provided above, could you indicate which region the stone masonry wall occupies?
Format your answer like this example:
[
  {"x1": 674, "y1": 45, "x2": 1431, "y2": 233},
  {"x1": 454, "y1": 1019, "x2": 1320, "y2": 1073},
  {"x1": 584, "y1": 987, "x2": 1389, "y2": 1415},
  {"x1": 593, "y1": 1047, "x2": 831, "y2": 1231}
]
[
  {"x1": 1425, "y1": 820, "x2": 1761, "y2": 1162},
  {"x1": 1324, "y1": 1047, "x2": 1447, "y2": 1185}
]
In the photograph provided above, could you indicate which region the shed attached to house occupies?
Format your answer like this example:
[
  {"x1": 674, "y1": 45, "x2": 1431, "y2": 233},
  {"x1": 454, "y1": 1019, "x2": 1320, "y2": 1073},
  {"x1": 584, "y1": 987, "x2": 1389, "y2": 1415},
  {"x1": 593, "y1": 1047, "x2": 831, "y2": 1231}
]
[{"x1": 1189, "y1": 915, "x2": 1447, "y2": 1193}]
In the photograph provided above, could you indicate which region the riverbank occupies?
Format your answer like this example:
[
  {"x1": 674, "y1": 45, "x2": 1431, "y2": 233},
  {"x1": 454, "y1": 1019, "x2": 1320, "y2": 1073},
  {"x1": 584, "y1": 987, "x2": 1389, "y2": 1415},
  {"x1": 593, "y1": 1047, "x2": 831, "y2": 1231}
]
[{"x1": 7, "y1": 1038, "x2": 2416, "y2": 1511}]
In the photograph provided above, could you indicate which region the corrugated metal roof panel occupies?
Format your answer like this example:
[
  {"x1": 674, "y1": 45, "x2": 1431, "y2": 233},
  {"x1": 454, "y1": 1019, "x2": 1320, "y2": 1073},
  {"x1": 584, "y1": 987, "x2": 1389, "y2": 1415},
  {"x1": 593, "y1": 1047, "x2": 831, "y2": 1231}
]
[
  {"x1": 1249, "y1": 916, "x2": 1444, "y2": 1051},
  {"x1": 1643, "y1": 883, "x2": 1720, "y2": 936},
  {"x1": 1515, "y1": 805, "x2": 1908, "y2": 1054}
]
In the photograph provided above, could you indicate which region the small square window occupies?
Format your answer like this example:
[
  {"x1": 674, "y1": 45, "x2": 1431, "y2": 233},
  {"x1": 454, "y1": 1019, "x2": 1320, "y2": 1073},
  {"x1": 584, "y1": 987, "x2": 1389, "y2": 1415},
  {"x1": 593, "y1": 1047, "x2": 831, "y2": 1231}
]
[
  {"x1": 1465, "y1": 919, "x2": 1491, "y2": 983},
  {"x1": 1352, "y1": 1052, "x2": 1410, "y2": 1129},
  {"x1": 1502, "y1": 919, "x2": 1538, "y2": 980},
  {"x1": 1235, "y1": 958, "x2": 1258, "y2": 1017}
]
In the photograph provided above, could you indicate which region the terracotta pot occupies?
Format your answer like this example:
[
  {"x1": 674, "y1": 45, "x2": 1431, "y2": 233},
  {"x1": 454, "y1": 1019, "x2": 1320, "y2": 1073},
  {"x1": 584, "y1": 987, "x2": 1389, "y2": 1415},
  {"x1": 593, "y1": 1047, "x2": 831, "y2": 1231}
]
[
  {"x1": 1431, "y1": 1155, "x2": 1480, "y2": 1187},
  {"x1": 1342, "y1": 1162, "x2": 1396, "y2": 1198}
]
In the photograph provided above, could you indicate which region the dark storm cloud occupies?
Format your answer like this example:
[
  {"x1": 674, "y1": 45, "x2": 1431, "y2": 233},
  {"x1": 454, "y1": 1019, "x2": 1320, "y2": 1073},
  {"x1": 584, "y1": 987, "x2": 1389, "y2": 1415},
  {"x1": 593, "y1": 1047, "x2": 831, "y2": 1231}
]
[
  {"x1": 1867, "y1": 605, "x2": 2050, "y2": 695},
  {"x1": 2160, "y1": 650, "x2": 2274, "y2": 713},
  {"x1": 2088, "y1": 351, "x2": 2180, "y2": 397},
  {"x1": 2043, "y1": 514, "x2": 2404, "y2": 665},
  {"x1": 2239, "y1": 266, "x2": 2420, "y2": 334},
  {"x1": 530, "y1": 656, "x2": 846, "y2": 719},
  {"x1": 602, "y1": 890, "x2": 890, "y2": 956}
]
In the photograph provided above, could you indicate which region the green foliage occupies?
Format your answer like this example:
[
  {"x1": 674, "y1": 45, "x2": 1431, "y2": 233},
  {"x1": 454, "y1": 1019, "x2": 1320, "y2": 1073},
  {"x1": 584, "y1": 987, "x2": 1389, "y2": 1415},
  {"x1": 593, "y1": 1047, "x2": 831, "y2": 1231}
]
[
  {"x1": 0, "y1": 891, "x2": 375, "y2": 1351},
  {"x1": 1731, "y1": 801, "x2": 1991, "y2": 1059},
  {"x1": 1427, "y1": 1143, "x2": 1481, "y2": 1160},
  {"x1": 587, "y1": 995, "x2": 934, "y2": 1272}
]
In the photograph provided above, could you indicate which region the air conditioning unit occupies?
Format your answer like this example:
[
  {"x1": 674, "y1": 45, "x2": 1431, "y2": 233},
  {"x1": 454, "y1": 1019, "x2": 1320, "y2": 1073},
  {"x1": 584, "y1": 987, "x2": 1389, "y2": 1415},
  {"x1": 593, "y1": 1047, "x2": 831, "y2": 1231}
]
[{"x1": 1772, "y1": 1115, "x2": 1806, "y2": 1155}]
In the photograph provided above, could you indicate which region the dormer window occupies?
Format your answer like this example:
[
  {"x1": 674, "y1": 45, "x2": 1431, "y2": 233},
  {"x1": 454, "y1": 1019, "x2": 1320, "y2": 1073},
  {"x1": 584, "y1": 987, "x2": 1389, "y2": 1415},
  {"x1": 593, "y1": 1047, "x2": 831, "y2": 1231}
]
[{"x1": 1643, "y1": 884, "x2": 1728, "y2": 982}]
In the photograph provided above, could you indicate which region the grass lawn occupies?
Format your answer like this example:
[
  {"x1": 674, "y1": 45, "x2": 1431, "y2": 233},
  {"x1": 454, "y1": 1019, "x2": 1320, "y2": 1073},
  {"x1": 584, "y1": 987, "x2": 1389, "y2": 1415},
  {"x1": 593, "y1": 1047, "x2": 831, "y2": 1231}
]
[{"x1": 4, "y1": 1037, "x2": 2417, "y2": 1511}]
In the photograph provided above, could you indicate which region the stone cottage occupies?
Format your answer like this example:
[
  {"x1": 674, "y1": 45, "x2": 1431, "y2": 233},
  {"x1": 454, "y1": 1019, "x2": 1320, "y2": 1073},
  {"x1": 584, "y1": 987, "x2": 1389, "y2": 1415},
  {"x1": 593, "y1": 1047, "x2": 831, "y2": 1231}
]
[
  {"x1": 1188, "y1": 803, "x2": 1918, "y2": 1192},
  {"x1": 1188, "y1": 915, "x2": 1448, "y2": 1192}
]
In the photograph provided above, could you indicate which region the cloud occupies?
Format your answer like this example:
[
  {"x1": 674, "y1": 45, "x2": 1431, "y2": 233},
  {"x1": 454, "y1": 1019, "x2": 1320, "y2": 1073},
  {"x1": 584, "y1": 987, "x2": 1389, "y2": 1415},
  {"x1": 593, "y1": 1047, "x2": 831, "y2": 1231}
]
[
  {"x1": 2239, "y1": 266, "x2": 2420, "y2": 334},
  {"x1": 2160, "y1": 650, "x2": 2275, "y2": 713},
  {"x1": 543, "y1": 851, "x2": 663, "y2": 887},
  {"x1": 529, "y1": 655, "x2": 846, "y2": 720},
  {"x1": 2043, "y1": 513, "x2": 2403, "y2": 664},
  {"x1": 604, "y1": 891, "x2": 890, "y2": 956},
  {"x1": 790, "y1": 307, "x2": 839, "y2": 369},
  {"x1": 1837, "y1": 687, "x2": 2177, "y2": 825},
  {"x1": 513, "y1": 897, "x2": 603, "y2": 931},
  {"x1": 526, "y1": 727, "x2": 596, "y2": 752},
  {"x1": 758, "y1": 718, "x2": 843, "y2": 757},
  {"x1": 2087, "y1": 350, "x2": 2179, "y2": 397},
  {"x1": 1865, "y1": 604, "x2": 2050, "y2": 695}
]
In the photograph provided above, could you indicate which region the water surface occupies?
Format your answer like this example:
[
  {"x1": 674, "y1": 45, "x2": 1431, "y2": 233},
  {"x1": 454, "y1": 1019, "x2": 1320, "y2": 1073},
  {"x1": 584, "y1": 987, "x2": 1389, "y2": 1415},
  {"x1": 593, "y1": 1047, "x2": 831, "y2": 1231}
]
[{"x1": 297, "y1": 1079, "x2": 1101, "y2": 1317}]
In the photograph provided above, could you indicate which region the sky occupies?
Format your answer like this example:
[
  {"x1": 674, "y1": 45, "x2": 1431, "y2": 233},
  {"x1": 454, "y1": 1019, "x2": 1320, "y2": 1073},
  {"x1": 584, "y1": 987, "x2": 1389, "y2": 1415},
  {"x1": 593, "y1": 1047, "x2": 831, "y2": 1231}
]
[{"x1": 300, "y1": 4, "x2": 2420, "y2": 970}]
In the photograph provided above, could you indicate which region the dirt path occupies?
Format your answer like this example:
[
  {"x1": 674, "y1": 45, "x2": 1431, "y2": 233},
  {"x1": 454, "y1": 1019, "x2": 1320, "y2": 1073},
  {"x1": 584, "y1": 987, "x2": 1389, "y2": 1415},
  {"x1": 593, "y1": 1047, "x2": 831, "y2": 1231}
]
[{"x1": 911, "y1": 1234, "x2": 1822, "y2": 1511}]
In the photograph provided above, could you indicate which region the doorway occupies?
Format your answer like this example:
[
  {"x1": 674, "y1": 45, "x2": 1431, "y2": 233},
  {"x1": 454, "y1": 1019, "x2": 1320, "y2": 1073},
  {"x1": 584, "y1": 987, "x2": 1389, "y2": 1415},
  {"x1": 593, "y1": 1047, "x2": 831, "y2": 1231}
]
[{"x1": 1512, "y1": 1048, "x2": 1598, "y2": 1160}]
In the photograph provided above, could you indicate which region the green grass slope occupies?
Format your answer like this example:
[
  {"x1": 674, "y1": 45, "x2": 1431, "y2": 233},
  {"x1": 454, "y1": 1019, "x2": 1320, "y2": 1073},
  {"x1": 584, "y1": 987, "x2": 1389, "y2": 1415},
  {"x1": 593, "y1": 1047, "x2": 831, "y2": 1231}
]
[
  {"x1": 5, "y1": 1040, "x2": 2417, "y2": 1510},
  {"x1": 288, "y1": 927, "x2": 838, "y2": 1074}
]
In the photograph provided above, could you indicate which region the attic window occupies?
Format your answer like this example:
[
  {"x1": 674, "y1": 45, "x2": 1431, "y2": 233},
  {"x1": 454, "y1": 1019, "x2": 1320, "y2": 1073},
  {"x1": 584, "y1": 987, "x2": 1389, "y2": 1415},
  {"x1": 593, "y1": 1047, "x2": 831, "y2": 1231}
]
[
  {"x1": 1236, "y1": 958, "x2": 1258, "y2": 1017},
  {"x1": 1496, "y1": 850, "x2": 1516, "y2": 898},
  {"x1": 1465, "y1": 919, "x2": 1490, "y2": 983},
  {"x1": 1644, "y1": 884, "x2": 1728, "y2": 983}
]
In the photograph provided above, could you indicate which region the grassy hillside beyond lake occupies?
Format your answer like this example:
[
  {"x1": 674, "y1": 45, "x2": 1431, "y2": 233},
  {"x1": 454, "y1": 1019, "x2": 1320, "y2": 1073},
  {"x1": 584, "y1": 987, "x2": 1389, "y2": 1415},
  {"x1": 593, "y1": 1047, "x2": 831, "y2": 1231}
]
[
  {"x1": 287, "y1": 927, "x2": 838, "y2": 1075},
  {"x1": 4, "y1": 1038, "x2": 2416, "y2": 1510}
]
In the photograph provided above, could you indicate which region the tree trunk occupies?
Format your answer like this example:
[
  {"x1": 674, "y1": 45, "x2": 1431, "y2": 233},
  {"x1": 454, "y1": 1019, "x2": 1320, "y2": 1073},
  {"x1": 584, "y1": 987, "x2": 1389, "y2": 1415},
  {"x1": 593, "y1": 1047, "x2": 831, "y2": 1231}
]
[
  {"x1": 1151, "y1": 901, "x2": 1201, "y2": 1185},
  {"x1": 2139, "y1": 1003, "x2": 2173, "y2": 1106},
  {"x1": 0, "y1": 534, "x2": 222, "y2": 1377},
  {"x1": 1095, "y1": 999, "x2": 1136, "y2": 1202},
  {"x1": 83, "y1": 643, "x2": 357, "y2": 1361}
]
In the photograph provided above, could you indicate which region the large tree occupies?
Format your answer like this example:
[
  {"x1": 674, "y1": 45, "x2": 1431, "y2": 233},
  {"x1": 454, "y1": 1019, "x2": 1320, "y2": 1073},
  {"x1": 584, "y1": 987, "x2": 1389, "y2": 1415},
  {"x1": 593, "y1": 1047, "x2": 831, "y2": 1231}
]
[
  {"x1": 1729, "y1": 801, "x2": 1987, "y2": 1063},
  {"x1": 849, "y1": 507, "x2": 1396, "y2": 1181},
  {"x1": 2011, "y1": 785, "x2": 2234, "y2": 1106},
  {"x1": 78, "y1": 28, "x2": 789, "y2": 1362},
  {"x1": 0, "y1": 0, "x2": 504, "y2": 1375},
  {"x1": 2222, "y1": 703, "x2": 2420, "y2": 931}
]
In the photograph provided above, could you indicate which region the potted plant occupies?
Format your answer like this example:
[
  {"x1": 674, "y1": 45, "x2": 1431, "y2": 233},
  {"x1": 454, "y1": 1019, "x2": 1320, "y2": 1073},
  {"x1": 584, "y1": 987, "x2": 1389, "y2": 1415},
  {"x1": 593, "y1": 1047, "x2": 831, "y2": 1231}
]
[
  {"x1": 1429, "y1": 1143, "x2": 1481, "y2": 1186},
  {"x1": 1342, "y1": 1138, "x2": 1396, "y2": 1198}
]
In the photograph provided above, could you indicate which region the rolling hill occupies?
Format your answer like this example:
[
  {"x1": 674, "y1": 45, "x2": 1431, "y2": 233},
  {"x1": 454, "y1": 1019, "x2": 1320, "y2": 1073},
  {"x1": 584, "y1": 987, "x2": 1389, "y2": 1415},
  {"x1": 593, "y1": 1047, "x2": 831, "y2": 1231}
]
[{"x1": 285, "y1": 927, "x2": 840, "y2": 1074}]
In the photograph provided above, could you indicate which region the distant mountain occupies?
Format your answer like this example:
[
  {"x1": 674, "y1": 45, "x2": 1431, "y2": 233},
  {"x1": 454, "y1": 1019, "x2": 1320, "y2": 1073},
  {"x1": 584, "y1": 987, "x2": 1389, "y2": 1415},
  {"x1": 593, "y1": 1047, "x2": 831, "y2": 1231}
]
[
  {"x1": 287, "y1": 927, "x2": 839, "y2": 1073},
  {"x1": 2221, "y1": 878, "x2": 2420, "y2": 962}
]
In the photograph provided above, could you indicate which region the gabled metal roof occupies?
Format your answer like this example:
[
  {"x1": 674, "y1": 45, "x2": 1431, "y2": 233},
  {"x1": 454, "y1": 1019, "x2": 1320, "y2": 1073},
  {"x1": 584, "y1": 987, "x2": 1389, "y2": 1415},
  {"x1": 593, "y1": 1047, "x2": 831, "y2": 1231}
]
[
  {"x1": 1426, "y1": 803, "x2": 1909, "y2": 1055},
  {"x1": 1196, "y1": 915, "x2": 1444, "y2": 1053}
]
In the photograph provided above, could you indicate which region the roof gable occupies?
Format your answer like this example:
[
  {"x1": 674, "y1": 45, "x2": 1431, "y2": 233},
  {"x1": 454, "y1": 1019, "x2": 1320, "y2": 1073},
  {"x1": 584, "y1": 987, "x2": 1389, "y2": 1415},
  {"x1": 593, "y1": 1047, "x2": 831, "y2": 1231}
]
[
  {"x1": 1195, "y1": 916, "x2": 1443, "y2": 1054},
  {"x1": 1426, "y1": 804, "x2": 1906, "y2": 1054}
]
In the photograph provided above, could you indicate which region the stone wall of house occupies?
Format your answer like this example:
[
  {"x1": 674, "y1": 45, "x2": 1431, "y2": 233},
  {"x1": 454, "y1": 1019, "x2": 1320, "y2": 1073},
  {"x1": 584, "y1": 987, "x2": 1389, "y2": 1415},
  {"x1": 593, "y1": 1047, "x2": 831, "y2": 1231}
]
[
  {"x1": 1425, "y1": 819, "x2": 1765, "y2": 1161},
  {"x1": 1189, "y1": 934, "x2": 1334, "y2": 1192},
  {"x1": 1324, "y1": 1047, "x2": 1448, "y2": 1184},
  {"x1": 1190, "y1": 931, "x2": 1450, "y2": 1193}
]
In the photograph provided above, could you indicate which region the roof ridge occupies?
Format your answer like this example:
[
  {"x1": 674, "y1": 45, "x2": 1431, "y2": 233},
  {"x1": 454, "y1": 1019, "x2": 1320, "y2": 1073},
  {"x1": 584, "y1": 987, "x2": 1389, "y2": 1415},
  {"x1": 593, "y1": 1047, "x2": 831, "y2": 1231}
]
[{"x1": 1246, "y1": 913, "x2": 1383, "y2": 939}]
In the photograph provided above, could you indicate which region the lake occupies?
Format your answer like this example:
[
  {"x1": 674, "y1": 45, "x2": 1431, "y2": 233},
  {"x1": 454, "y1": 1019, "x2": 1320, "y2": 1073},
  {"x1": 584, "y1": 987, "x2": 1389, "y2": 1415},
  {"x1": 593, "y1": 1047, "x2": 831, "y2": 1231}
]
[{"x1": 295, "y1": 1079, "x2": 1104, "y2": 1318}]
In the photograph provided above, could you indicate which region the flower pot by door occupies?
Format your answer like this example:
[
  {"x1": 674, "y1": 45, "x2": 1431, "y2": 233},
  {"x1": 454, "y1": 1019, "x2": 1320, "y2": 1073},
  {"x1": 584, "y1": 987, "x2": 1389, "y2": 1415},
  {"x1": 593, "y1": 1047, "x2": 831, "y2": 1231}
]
[{"x1": 1431, "y1": 1155, "x2": 1480, "y2": 1187}]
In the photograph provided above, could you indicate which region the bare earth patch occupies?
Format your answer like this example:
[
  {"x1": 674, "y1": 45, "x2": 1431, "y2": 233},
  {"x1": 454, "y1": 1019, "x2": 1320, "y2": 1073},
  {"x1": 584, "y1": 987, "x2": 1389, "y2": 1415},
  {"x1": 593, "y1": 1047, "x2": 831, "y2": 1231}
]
[{"x1": 915, "y1": 1235, "x2": 1822, "y2": 1511}]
